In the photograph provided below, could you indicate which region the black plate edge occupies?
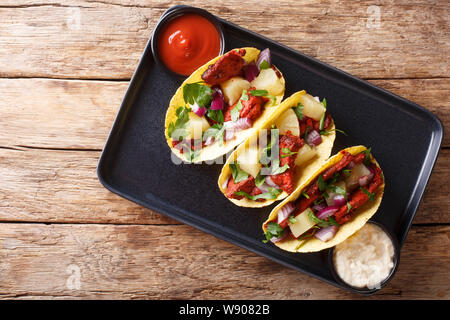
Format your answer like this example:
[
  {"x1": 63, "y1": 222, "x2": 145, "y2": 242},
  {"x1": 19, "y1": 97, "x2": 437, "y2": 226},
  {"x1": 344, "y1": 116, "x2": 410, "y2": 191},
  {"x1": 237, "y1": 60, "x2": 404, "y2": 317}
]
[{"x1": 96, "y1": 5, "x2": 445, "y2": 294}]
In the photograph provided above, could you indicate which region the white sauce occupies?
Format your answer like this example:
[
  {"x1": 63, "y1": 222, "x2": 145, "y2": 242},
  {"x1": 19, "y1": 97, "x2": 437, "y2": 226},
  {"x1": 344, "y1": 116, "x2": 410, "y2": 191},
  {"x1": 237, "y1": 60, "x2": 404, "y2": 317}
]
[{"x1": 333, "y1": 223, "x2": 395, "y2": 289}]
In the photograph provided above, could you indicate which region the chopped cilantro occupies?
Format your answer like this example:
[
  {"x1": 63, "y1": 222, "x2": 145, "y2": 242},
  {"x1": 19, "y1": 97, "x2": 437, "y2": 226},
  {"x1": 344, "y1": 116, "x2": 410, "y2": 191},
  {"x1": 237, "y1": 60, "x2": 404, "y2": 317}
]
[
  {"x1": 249, "y1": 89, "x2": 269, "y2": 96},
  {"x1": 230, "y1": 100, "x2": 243, "y2": 122},
  {"x1": 343, "y1": 169, "x2": 352, "y2": 178},
  {"x1": 328, "y1": 172, "x2": 341, "y2": 185},
  {"x1": 263, "y1": 221, "x2": 284, "y2": 243},
  {"x1": 307, "y1": 210, "x2": 337, "y2": 228},
  {"x1": 248, "y1": 89, "x2": 276, "y2": 106},
  {"x1": 293, "y1": 103, "x2": 304, "y2": 120},
  {"x1": 202, "y1": 124, "x2": 225, "y2": 146},
  {"x1": 186, "y1": 149, "x2": 200, "y2": 163},
  {"x1": 328, "y1": 184, "x2": 347, "y2": 197},
  {"x1": 322, "y1": 98, "x2": 327, "y2": 108},
  {"x1": 328, "y1": 216, "x2": 339, "y2": 227},
  {"x1": 319, "y1": 112, "x2": 326, "y2": 131},
  {"x1": 320, "y1": 128, "x2": 348, "y2": 137},
  {"x1": 313, "y1": 198, "x2": 324, "y2": 205},
  {"x1": 304, "y1": 126, "x2": 311, "y2": 145},
  {"x1": 288, "y1": 215, "x2": 297, "y2": 224},
  {"x1": 259, "y1": 129, "x2": 279, "y2": 167}
]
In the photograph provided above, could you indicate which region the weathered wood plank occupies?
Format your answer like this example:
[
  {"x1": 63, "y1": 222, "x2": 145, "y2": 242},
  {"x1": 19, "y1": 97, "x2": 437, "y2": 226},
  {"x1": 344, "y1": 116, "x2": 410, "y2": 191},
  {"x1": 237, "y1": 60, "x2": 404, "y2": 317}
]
[
  {"x1": 0, "y1": 79, "x2": 128, "y2": 150},
  {"x1": 0, "y1": 223, "x2": 447, "y2": 299},
  {"x1": 0, "y1": 0, "x2": 448, "y2": 79},
  {"x1": 0, "y1": 78, "x2": 448, "y2": 149},
  {"x1": 0, "y1": 146, "x2": 448, "y2": 225}
]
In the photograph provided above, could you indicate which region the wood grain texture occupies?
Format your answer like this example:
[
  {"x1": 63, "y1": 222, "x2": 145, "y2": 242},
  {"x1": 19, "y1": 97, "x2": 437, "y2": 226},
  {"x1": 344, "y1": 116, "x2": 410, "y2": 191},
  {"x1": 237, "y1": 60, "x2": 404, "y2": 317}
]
[
  {"x1": 0, "y1": 147, "x2": 176, "y2": 225},
  {"x1": 0, "y1": 0, "x2": 448, "y2": 300},
  {"x1": 0, "y1": 223, "x2": 448, "y2": 299},
  {"x1": 0, "y1": 78, "x2": 448, "y2": 149},
  {"x1": 0, "y1": 0, "x2": 448, "y2": 79}
]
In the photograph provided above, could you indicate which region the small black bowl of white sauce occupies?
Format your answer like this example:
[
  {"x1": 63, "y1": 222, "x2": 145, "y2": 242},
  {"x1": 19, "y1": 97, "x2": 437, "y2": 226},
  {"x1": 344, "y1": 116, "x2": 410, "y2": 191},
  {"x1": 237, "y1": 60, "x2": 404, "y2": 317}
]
[{"x1": 328, "y1": 220, "x2": 400, "y2": 294}]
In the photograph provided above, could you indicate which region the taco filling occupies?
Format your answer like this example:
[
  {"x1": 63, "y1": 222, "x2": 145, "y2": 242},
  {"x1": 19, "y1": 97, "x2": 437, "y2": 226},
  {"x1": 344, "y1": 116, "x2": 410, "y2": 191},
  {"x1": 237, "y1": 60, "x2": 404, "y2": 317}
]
[
  {"x1": 167, "y1": 48, "x2": 285, "y2": 161},
  {"x1": 223, "y1": 94, "x2": 334, "y2": 202},
  {"x1": 263, "y1": 149, "x2": 384, "y2": 245}
]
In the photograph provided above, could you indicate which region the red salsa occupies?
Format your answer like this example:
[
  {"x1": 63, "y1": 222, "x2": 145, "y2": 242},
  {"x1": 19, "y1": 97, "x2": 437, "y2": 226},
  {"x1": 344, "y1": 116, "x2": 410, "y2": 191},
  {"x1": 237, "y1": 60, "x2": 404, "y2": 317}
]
[{"x1": 158, "y1": 13, "x2": 222, "y2": 76}]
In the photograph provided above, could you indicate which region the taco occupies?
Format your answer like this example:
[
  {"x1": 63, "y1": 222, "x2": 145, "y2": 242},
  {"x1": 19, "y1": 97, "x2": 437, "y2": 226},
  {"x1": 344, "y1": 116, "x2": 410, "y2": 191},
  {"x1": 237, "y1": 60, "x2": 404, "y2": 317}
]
[
  {"x1": 218, "y1": 91, "x2": 336, "y2": 207},
  {"x1": 262, "y1": 146, "x2": 385, "y2": 252},
  {"x1": 165, "y1": 47, "x2": 286, "y2": 163}
]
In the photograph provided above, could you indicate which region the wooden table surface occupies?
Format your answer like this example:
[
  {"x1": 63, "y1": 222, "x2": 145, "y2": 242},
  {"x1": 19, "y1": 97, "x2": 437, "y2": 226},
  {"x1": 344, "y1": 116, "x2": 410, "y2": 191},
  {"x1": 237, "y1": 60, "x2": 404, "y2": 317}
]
[{"x1": 0, "y1": 0, "x2": 448, "y2": 299}]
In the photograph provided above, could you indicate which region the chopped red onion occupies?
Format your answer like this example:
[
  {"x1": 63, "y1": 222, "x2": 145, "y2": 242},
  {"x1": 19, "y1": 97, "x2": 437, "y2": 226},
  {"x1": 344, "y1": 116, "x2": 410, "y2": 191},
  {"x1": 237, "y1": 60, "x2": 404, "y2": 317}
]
[
  {"x1": 210, "y1": 87, "x2": 225, "y2": 110},
  {"x1": 258, "y1": 184, "x2": 268, "y2": 193},
  {"x1": 277, "y1": 202, "x2": 296, "y2": 225},
  {"x1": 256, "y1": 48, "x2": 271, "y2": 70},
  {"x1": 306, "y1": 130, "x2": 322, "y2": 146},
  {"x1": 191, "y1": 102, "x2": 207, "y2": 117},
  {"x1": 314, "y1": 226, "x2": 338, "y2": 242},
  {"x1": 265, "y1": 176, "x2": 279, "y2": 188},
  {"x1": 243, "y1": 62, "x2": 259, "y2": 82},
  {"x1": 316, "y1": 205, "x2": 339, "y2": 219},
  {"x1": 312, "y1": 203, "x2": 327, "y2": 212},
  {"x1": 347, "y1": 161, "x2": 355, "y2": 169}
]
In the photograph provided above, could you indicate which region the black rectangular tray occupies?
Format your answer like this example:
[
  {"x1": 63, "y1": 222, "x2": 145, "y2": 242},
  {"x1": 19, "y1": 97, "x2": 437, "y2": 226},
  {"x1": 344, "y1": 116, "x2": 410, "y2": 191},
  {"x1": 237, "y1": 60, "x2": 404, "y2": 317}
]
[{"x1": 97, "y1": 5, "x2": 443, "y2": 293}]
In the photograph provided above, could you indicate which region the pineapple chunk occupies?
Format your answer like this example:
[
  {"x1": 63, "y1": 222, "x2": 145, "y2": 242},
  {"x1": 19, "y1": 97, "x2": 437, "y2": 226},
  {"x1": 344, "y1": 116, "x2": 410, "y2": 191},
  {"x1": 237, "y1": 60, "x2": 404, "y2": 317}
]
[
  {"x1": 294, "y1": 144, "x2": 318, "y2": 167},
  {"x1": 220, "y1": 76, "x2": 251, "y2": 105},
  {"x1": 275, "y1": 108, "x2": 300, "y2": 136},
  {"x1": 251, "y1": 68, "x2": 284, "y2": 96},
  {"x1": 236, "y1": 144, "x2": 261, "y2": 178},
  {"x1": 346, "y1": 163, "x2": 371, "y2": 190},
  {"x1": 298, "y1": 93, "x2": 326, "y2": 121},
  {"x1": 185, "y1": 112, "x2": 210, "y2": 140},
  {"x1": 288, "y1": 208, "x2": 316, "y2": 238}
]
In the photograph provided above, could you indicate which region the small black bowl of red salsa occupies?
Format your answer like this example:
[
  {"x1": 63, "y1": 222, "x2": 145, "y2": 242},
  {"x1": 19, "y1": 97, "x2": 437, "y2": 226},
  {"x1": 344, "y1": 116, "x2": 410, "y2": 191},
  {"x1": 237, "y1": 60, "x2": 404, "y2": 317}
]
[{"x1": 151, "y1": 6, "x2": 225, "y2": 77}]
